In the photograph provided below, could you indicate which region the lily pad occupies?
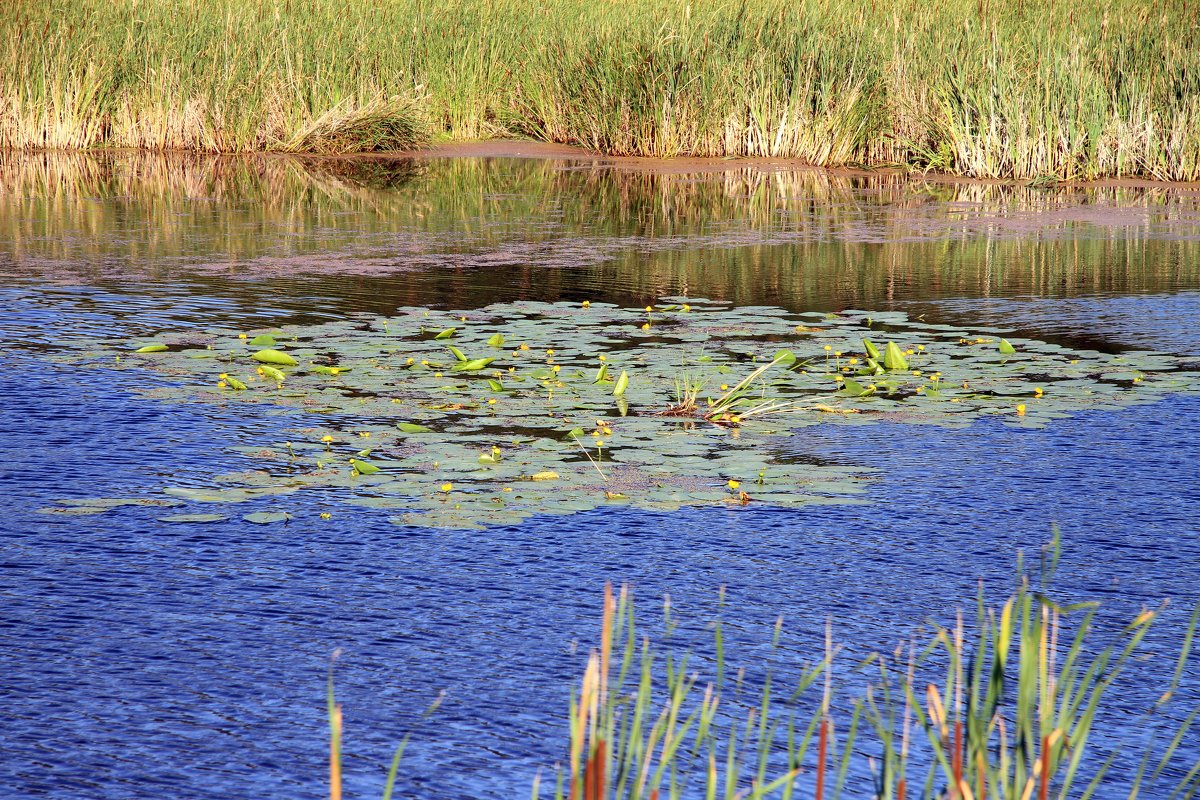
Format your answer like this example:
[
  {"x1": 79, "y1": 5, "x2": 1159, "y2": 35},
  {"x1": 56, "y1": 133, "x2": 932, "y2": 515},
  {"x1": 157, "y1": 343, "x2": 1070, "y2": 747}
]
[
  {"x1": 243, "y1": 511, "x2": 292, "y2": 524},
  {"x1": 159, "y1": 513, "x2": 229, "y2": 523}
]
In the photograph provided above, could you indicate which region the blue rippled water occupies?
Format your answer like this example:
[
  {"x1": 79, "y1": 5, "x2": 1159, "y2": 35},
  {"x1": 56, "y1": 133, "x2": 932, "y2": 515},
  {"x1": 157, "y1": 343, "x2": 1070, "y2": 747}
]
[{"x1": 2, "y1": 157, "x2": 1199, "y2": 799}]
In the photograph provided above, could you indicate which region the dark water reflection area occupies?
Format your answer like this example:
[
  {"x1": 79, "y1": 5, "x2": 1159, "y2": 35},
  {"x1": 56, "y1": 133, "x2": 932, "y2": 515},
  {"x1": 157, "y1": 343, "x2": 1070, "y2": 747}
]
[{"x1": 1, "y1": 153, "x2": 1199, "y2": 799}]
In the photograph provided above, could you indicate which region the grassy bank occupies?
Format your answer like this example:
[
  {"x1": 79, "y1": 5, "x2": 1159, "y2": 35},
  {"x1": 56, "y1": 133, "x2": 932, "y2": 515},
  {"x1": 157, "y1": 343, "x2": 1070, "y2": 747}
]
[{"x1": 3, "y1": 0, "x2": 1200, "y2": 180}]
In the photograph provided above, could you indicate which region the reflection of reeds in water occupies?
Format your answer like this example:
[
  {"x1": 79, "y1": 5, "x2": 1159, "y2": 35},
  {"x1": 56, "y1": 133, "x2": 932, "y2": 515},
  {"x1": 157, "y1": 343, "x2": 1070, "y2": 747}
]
[
  {"x1": 3, "y1": 0, "x2": 1200, "y2": 179},
  {"x1": 1, "y1": 152, "x2": 1198, "y2": 308}
]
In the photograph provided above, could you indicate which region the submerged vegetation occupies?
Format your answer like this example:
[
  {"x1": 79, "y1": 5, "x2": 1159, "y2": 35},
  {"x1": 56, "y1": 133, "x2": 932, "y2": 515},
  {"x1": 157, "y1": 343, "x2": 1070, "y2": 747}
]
[
  {"x1": 3, "y1": 0, "x2": 1200, "y2": 179},
  {"x1": 47, "y1": 301, "x2": 1199, "y2": 528},
  {"x1": 330, "y1": 539, "x2": 1200, "y2": 799}
]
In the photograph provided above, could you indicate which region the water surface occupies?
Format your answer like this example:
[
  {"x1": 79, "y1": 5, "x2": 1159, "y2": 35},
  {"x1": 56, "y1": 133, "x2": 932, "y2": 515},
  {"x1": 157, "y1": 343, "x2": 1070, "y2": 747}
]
[{"x1": 2, "y1": 153, "x2": 1198, "y2": 799}]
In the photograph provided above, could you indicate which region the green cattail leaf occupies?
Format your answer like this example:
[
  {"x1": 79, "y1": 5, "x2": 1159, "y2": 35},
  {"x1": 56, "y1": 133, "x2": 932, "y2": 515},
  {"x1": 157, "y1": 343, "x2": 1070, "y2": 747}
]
[
  {"x1": 862, "y1": 339, "x2": 882, "y2": 361},
  {"x1": 593, "y1": 363, "x2": 610, "y2": 383}
]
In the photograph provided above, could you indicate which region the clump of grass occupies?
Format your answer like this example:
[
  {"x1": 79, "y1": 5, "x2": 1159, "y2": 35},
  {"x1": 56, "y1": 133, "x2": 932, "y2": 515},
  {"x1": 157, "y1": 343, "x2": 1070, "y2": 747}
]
[
  {"x1": 549, "y1": 537, "x2": 1200, "y2": 799},
  {"x1": 2, "y1": 0, "x2": 1200, "y2": 179},
  {"x1": 659, "y1": 353, "x2": 803, "y2": 426}
]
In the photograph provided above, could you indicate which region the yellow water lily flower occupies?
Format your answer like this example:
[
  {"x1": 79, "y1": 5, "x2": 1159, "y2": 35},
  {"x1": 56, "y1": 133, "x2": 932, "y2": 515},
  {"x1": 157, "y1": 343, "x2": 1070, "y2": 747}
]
[
  {"x1": 727, "y1": 479, "x2": 740, "y2": 490},
  {"x1": 1016, "y1": 404, "x2": 1027, "y2": 416},
  {"x1": 440, "y1": 483, "x2": 453, "y2": 492},
  {"x1": 320, "y1": 512, "x2": 332, "y2": 520},
  {"x1": 581, "y1": 300, "x2": 591, "y2": 308}
]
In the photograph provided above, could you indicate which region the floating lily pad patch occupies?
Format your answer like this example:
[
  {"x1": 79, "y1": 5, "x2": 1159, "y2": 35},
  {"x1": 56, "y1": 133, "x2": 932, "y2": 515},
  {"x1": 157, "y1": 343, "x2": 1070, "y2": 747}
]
[{"x1": 57, "y1": 300, "x2": 1200, "y2": 529}]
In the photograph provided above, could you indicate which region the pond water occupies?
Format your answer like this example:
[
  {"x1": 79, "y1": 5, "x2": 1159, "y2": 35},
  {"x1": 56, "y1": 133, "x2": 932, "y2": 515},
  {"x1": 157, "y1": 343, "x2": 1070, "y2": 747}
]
[{"x1": 2, "y1": 152, "x2": 1199, "y2": 799}]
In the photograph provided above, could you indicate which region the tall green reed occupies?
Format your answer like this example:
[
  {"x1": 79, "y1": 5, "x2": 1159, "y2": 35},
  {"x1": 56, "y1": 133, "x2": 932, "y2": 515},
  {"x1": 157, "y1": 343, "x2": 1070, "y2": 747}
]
[
  {"x1": 551, "y1": 540, "x2": 1199, "y2": 799},
  {"x1": 3, "y1": 0, "x2": 1199, "y2": 179}
]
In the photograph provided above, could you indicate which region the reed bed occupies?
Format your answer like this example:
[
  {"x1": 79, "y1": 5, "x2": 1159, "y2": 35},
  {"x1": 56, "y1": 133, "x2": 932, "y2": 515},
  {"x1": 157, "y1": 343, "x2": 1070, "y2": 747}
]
[
  {"x1": 552, "y1": 546, "x2": 1200, "y2": 798},
  {"x1": 326, "y1": 538, "x2": 1200, "y2": 799},
  {"x1": 2, "y1": 0, "x2": 1199, "y2": 179}
]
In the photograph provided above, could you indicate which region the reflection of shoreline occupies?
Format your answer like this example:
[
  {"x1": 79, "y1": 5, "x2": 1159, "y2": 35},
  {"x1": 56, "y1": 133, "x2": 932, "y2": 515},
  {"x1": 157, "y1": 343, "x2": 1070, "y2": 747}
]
[
  {"x1": 341, "y1": 140, "x2": 1200, "y2": 193},
  {"x1": 1, "y1": 151, "x2": 1199, "y2": 311}
]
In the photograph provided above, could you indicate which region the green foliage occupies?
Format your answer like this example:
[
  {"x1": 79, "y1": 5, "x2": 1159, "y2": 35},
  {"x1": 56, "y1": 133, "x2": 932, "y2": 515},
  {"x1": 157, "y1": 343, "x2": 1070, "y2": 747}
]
[
  {"x1": 3, "y1": 0, "x2": 1200, "y2": 178},
  {"x1": 551, "y1": 546, "x2": 1200, "y2": 800}
]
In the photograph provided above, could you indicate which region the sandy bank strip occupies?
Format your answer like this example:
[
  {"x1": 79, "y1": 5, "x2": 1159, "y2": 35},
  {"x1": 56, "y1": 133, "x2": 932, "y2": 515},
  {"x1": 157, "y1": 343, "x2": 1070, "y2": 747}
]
[{"x1": 297, "y1": 139, "x2": 1200, "y2": 193}]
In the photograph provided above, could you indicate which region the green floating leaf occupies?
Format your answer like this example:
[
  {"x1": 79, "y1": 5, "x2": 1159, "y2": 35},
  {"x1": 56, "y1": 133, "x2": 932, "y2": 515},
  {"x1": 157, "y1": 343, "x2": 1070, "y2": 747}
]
[
  {"x1": 433, "y1": 328, "x2": 456, "y2": 340},
  {"x1": 999, "y1": 338, "x2": 1017, "y2": 355},
  {"x1": 258, "y1": 364, "x2": 286, "y2": 382},
  {"x1": 487, "y1": 333, "x2": 505, "y2": 347},
  {"x1": 454, "y1": 357, "x2": 495, "y2": 372},
  {"x1": 252, "y1": 349, "x2": 298, "y2": 367},
  {"x1": 487, "y1": 378, "x2": 505, "y2": 392},
  {"x1": 310, "y1": 364, "x2": 345, "y2": 376},
  {"x1": 243, "y1": 511, "x2": 291, "y2": 524},
  {"x1": 159, "y1": 513, "x2": 228, "y2": 523},
  {"x1": 773, "y1": 349, "x2": 797, "y2": 366},
  {"x1": 225, "y1": 376, "x2": 248, "y2": 390},
  {"x1": 249, "y1": 334, "x2": 277, "y2": 347},
  {"x1": 135, "y1": 344, "x2": 168, "y2": 353},
  {"x1": 446, "y1": 345, "x2": 468, "y2": 362},
  {"x1": 397, "y1": 422, "x2": 433, "y2": 434},
  {"x1": 350, "y1": 458, "x2": 381, "y2": 475},
  {"x1": 836, "y1": 379, "x2": 871, "y2": 398},
  {"x1": 37, "y1": 505, "x2": 111, "y2": 516}
]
